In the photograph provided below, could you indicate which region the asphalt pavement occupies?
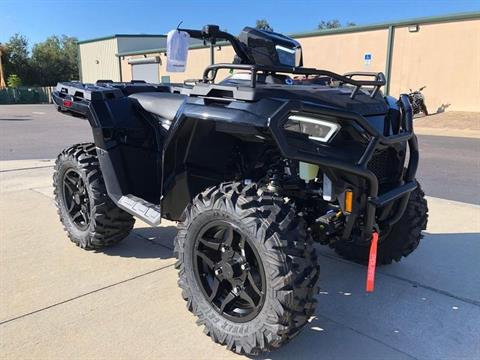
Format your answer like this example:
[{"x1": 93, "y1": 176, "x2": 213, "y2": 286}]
[
  {"x1": 417, "y1": 135, "x2": 480, "y2": 204},
  {"x1": 0, "y1": 104, "x2": 92, "y2": 161}
]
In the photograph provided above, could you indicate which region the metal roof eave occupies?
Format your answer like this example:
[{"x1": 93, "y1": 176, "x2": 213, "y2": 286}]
[
  {"x1": 290, "y1": 11, "x2": 480, "y2": 39},
  {"x1": 78, "y1": 34, "x2": 167, "y2": 45},
  {"x1": 115, "y1": 41, "x2": 230, "y2": 57}
]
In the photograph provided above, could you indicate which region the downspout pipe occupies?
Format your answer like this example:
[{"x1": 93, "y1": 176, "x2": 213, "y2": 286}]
[
  {"x1": 384, "y1": 25, "x2": 395, "y2": 96},
  {"x1": 77, "y1": 42, "x2": 83, "y2": 82},
  {"x1": 210, "y1": 41, "x2": 215, "y2": 65},
  {"x1": 118, "y1": 56, "x2": 123, "y2": 82}
]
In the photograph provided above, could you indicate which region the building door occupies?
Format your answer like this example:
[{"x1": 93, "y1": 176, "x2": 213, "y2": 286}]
[{"x1": 129, "y1": 56, "x2": 161, "y2": 83}]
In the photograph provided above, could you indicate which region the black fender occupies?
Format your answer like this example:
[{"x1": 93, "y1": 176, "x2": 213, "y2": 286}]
[{"x1": 160, "y1": 101, "x2": 274, "y2": 220}]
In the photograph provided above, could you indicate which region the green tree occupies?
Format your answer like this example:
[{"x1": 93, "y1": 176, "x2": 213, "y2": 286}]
[
  {"x1": 318, "y1": 19, "x2": 341, "y2": 29},
  {"x1": 3, "y1": 34, "x2": 31, "y2": 83},
  {"x1": 30, "y1": 35, "x2": 78, "y2": 86},
  {"x1": 7, "y1": 74, "x2": 22, "y2": 87},
  {"x1": 318, "y1": 20, "x2": 356, "y2": 30},
  {"x1": 255, "y1": 19, "x2": 273, "y2": 32}
]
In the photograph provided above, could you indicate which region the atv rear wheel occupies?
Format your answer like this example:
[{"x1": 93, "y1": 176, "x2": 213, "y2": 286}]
[
  {"x1": 334, "y1": 185, "x2": 428, "y2": 265},
  {"x1": 175, "y1": 182, "x2": 319, "y2": 355},
  {"x1": 53, "y1": 143, "x2": 135, "y2": 249}
]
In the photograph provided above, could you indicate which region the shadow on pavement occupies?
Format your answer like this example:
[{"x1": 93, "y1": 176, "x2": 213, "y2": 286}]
[
  {"x1": 102, "y1": 226, "x2": 176, "y2": 259},
  {"x1": 98, "y1": 228, "x2": 479, "y2": 359},
  {"x1": 379, "y1": 231, "x2": 480, "y2": 303},
  {"x1": 265, "y1": 231, "x2": 480, "y2": 360}
]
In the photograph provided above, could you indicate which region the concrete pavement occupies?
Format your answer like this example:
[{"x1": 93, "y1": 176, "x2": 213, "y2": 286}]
[
  {"x1": 1, "y1": 160, "x2": 479, "y2": 359},
  {"x1": 1, "y1": 105, "x2": 479, "y2": 358}
]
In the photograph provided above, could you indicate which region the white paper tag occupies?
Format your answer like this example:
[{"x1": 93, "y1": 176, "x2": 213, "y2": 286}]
[{"x1": 166, "y1": 30, "x2": 190, "y2": 72}]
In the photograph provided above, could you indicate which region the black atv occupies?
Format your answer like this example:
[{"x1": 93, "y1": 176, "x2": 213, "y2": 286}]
[{"x1": 52, "y1": 25, "x2": 428, "y2": 355}]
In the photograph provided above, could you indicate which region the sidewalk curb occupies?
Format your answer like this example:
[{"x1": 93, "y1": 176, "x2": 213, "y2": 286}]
[{"x1": 415, "y1": 127, "x2": 480, "y2": 139}]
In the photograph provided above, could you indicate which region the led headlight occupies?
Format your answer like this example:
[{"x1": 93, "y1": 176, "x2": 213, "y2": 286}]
[{"x1": 284, "y1": 114, "x2": 340, "y2": 143}]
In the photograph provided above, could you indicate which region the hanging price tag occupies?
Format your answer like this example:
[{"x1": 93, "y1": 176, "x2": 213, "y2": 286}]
[{"x1": 166, "y1": 30, "x2": 190, "y2": 72}]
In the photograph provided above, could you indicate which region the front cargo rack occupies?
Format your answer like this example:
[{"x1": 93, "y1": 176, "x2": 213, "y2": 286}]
[{"x1": 202, "y1": 63, "x2": 386, "y2": 100}]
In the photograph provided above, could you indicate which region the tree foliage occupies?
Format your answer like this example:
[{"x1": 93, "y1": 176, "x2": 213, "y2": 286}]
[
  {"x1": 2, "y1": 34, "x2": 31, "y2": 83},
  {"x1": 318, "y1": 19, "x2": 356, "y2": 30},
  {"x1": 7, "y1": 74, "x2": 22, "y2": 88},
  {"x1": 1, "y1": 34, "x2": 78, "y2": 86},
  {"x1": 255, "y1": 19, "x2": 273, "y2": 32},
  {"x1": 31, "y1": 35, "x2": 79, "y2": 86}
]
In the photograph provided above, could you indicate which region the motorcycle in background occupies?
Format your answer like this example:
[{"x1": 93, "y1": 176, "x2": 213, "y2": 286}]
[{"x1": 408, "y1": 86, "x2": 428, "y2": 116}]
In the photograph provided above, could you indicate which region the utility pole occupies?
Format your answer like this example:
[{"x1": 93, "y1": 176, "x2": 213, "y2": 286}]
[{"x1": 0, "y1": 44, "x2": 6, "y2": 89}]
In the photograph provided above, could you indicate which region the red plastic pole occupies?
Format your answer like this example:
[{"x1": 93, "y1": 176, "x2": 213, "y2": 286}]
[{"x1": 366, "y1": 231, "x2": 379, "y2": 292}]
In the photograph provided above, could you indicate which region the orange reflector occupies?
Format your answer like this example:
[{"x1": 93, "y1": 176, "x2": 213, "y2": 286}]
[{"x1": 345, "y1": 190, "x2": 353, "y2": 213}]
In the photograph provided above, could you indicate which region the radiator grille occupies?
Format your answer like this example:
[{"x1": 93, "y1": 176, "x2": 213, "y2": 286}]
[{"x1": 368, "y1": 149, "x2": 402, "y2": 183}]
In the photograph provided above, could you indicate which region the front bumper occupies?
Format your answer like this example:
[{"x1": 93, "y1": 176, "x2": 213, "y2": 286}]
[{"x1": 270, "y1": 94, "x2": 417, "y2": 240}]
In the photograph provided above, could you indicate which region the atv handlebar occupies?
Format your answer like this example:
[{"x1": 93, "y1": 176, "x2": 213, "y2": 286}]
[{"x1": 178, "y1": 26, "x2": 252, "y2": 64}]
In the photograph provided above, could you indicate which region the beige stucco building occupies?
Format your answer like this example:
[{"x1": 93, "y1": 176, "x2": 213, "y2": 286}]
[
  {"x1": 78, "y1": 35, "x2": 168, "y2": 83},
  {"x1": 79, "y1": 12, "x2": 480, "y2": 112}
]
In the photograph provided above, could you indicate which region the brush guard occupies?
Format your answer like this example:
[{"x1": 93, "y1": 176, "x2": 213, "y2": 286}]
[{"x1": 270, "y1": 94, "x2": 417, "y2": 242}]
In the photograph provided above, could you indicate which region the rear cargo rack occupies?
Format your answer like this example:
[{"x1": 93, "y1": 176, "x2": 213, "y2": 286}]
[
  {"x1": 202, "y1": 64, "x2": 386, "y2": 100},
  {"x1": 52, "y1": 81, "x2": 170, "y2": 118}
]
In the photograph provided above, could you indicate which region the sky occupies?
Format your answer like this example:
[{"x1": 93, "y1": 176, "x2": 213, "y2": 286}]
[{"x1": 1, "y1": 0, "x2": 479, "y2": 46}]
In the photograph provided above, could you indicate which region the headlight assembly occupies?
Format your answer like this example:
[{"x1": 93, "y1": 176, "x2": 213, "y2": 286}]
[{"x1": 284, "y1": 114, "x2": 340, "y2": 143}]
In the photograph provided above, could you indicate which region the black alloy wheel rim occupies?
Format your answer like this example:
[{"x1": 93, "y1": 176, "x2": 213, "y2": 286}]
[
  {"x1": 62, "y1": 169, "x2": 91, "y2": 230},
  {"x1": 193, "y1": 220, "x2": 266, "y2": 323}
]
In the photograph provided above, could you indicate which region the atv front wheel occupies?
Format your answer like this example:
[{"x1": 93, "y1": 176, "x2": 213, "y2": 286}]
[
  {"x1": 175, "y1": 182, "x2": 319, "y2": 355},
  {"x1": 53, "y1": 143, "x2": 135, "y2": 249},
  {"x1": 334, "y1": 185, "x2": 428, "y2": 264}
]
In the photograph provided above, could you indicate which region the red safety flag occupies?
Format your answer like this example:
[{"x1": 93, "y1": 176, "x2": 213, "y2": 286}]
[{"x1": 366, "y1": 231, "x2": 379, "y2": 292}]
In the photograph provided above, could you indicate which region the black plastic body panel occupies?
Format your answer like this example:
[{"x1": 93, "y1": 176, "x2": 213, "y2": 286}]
[
  {"x1": 160, "y1": 100, "x2": 270, "y2": 220},
  {"x1": 87, "y1": 94, "x2": 166, "y2": 208},
  {"x1": 238, "y1": 27, "x2": 302, "y2": 67}
]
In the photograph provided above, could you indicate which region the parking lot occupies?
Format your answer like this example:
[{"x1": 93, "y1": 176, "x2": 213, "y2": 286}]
[{"x1": 1, "y1": 105, "x2": 479, "y2": 359}]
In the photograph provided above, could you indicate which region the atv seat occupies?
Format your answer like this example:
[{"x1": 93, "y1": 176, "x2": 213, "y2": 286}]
[{"x1": 130, "y1": 92, "x2": 187, "y2": 121}]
